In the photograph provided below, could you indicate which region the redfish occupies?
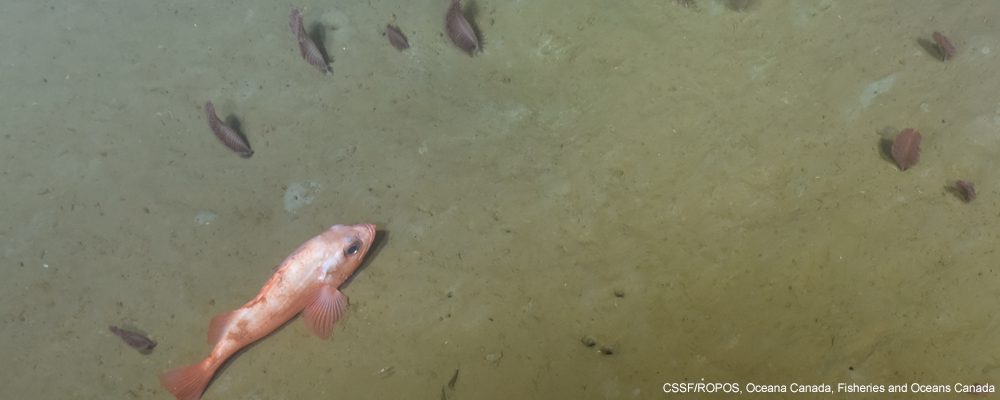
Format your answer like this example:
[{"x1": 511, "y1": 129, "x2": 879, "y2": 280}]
[{"x1": 160, "y1": 224, "x2": 376, "y2": 400}]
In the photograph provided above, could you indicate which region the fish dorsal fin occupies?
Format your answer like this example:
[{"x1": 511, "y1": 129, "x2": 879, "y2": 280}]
[
  {"x1": 301, "y1": 285, "x2": 348, "y2": 339},
  {"x1": 208, "y1": 310, "x2": 239, "y2": 346}
]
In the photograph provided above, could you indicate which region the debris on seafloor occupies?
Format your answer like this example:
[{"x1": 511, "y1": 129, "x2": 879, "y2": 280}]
[
  {"x1": 375, "y1": 366, "x2": 395, "y2": 378},
  {"x1": 579, "y1": 335, "x2": 617, "y2": 356},
  {"x1": 484, "y1": 351, "x2": 503, "y2": 366}
]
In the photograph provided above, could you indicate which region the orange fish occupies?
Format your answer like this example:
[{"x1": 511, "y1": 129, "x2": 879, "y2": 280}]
[{"x1": 160, "y1": 224, "x2": 377, "y2": 400}]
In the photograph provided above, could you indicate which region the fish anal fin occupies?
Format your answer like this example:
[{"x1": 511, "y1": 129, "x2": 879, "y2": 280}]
[
  {"x1": 208, "y1": 310, "x2": 239, "y2": 346},
  {"x1": 301, "y1": 285, "x2": 348, "y2": 339}
]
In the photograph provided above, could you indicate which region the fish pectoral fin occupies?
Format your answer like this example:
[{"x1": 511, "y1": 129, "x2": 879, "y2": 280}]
[
  {"x1": 208, "y1": 310, "x2": 239, "y2": 346},
  {"x1": 301, "y1": 285, "x2": 348, "y2": 339}
]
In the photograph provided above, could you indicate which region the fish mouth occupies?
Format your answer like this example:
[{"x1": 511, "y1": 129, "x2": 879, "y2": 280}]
[
  {"x1": 356, "y1": 224, "x2": 377, "y2": 252},
  {"x1": 359, "y1": 223, "x2": 376, "y2": 239}
]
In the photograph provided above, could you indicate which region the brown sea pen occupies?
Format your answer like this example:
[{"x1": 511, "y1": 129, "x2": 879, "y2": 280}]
[
  {"x1": 385, "y1": 24, "x2": 409, "y2": 51},
  {"x1": 445, "y1": 0, "x2": 479, "y2": 55},
  {"x1": 949, "y1": 180, "x2": 976, "y2": 202},
  {"x1": 932, "y1": 31, "x2": 956, "y2": 61},
  {"x1": 290, "y1": 8, "x2": 332, "y2": 75},
  {"x1": 204, "y1": 101, "x2": 253, "y2": 158},
  {"x1": 890, "y1": 128, "x2": 921, "y2": 171},
  {"x1": 109, "y1": 325, "x2": 157, "y2": 355}
]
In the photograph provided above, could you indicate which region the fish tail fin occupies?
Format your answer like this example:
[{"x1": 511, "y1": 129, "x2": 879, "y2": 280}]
[{"x1": 160, "y1": 358, "x2": 216, "y2": 400}]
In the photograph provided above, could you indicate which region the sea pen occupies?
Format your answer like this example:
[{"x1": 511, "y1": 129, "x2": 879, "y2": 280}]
[
  {"x1": 385, "y1": 24, "x2": 409, "y2": 51},
  {"x1": 290, "y1": 8, "x2": 332, "y2": 75},
  {"x1": 932, "y1": 31, "x2": 956, "y2": 61},
  {"x1": 445, "y1": 0, "x2": 479, "y2": 55},
  {"x1": 448, "y1": 368, "x2": 459, "y2": 389},
  {"x1": 204, "y1": 101, "x2": 253, "y2": 158},
  {"x1": 949, "y1": 180, "x2": 976, "y2": 202},
  {"x1": 890, "y1": 128, "x2": 921, "y2": 171},
  {"x1": 109, "y1": 325, "x2": 157, "y2": 355}
]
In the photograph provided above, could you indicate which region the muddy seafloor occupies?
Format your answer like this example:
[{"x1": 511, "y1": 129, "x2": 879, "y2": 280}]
[{"x1": 2, "y1": 1, "x2": 999, "y2": 399}]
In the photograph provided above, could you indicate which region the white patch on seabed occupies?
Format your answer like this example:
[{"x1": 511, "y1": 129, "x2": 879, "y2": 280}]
[
  {"x1": 857, "y1": 74, "x2": 896, "y2": 109},
  {"x1": 845, "y1": 74, "x2": 896, "y2": 118},
  {"x1": 991, "y1": 102, "x2": 1000, "y2": 127},
  {"x1": 748, "y1": 55, "x2": 775, "y2": 80},
  {"x1": 237, "y1": 79, "x2": 258, "y2": 100},
  {"x1": 535, "y1": 33, "x2": 570, "y2": 60},
  {"x1": 194, "y1": 211, "x2": 217, "y2": 225},
  {"x1": 283, "y1": 181, "x2": 320, "y2": 212}
]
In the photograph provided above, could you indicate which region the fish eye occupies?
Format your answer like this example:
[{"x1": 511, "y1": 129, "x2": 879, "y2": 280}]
[{"x1": 344, "y1": 240, "x2": 362, "y2": 256}]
